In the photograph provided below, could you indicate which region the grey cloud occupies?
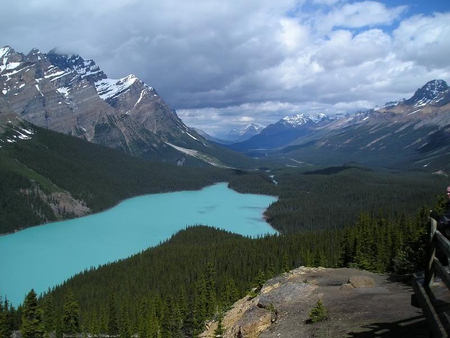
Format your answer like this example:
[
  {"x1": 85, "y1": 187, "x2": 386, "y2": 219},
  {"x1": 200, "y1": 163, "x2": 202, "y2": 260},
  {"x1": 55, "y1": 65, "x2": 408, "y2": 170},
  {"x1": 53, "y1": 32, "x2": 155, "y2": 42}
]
[{"x1": 0, "y1": 0, "x2": 449, "y2": 134}]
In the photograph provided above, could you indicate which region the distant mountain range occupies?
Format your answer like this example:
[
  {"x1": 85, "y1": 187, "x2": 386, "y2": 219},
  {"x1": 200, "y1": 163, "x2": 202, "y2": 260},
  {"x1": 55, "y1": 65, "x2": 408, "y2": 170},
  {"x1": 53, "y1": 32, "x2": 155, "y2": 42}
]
[
  {"x1": 228, "y1": 113, "x2": 337, "y2": 151},
  {"x1": 0, "y1": 46, "x2": 252, "y2": 168},
  {"x1": 2, "y1": 45, "x2": 449, "y2": 173},
  {"x1": 227, "y1": 79, "x2": 450, "y2": 172}
]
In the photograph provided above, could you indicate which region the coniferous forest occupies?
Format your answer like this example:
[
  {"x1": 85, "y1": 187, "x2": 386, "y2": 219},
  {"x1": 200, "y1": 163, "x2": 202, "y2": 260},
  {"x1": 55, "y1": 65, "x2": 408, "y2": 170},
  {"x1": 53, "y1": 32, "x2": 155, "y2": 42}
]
[{"x1": 1, "y1": 124, "x2": 449, "y2": 337}]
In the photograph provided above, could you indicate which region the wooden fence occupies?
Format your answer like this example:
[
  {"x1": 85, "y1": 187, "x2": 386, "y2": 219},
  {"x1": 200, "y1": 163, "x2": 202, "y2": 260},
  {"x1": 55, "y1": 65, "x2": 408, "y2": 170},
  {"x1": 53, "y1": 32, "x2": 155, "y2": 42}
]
[{"x1": 412, "y1": 216, "x2": 450, "y2": 337}]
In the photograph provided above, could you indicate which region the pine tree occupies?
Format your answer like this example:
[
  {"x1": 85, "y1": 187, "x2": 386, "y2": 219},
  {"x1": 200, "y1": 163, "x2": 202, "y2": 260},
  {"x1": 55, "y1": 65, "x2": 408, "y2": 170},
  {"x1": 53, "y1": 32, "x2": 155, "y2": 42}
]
[
  {"x1": 89, "y1": 315, "x2": 100, "y2": 338},
  {"x1": 119, "y1": 302, "x2": 131, "y2": 338},
  {"x1": 137, "y1": 298, "x2": 148, "y2": 338},
  {"x1": 193, "y1": 275, "x2": 207, "y2": 335},
  {"x1": 161, "y1": 296, "x2": 174, "y2": 338},
  {"x1": 107, "y1": 294, "x2": 119, "y2": 336},
  {"x1": 62, "y1": 289, "x2": 79, "y2": 335},
  {"x1": 177, "y1": 287, "x2": 188, "y2": 325},
  {"x1": 21, "y1": 289, "x2": 44, "y2": 338},
  {"x1": 0, "y1": 296, "x2": 13, "y2": 338},
  {"x1": 308, "y1": 299, "x2": 328, "y2": 323},
  {"x1": 41, "y1": 294, "x2": 55, "y2": 336},
  {"x1": 214, "y1": 309, "x2": 225, "y2": 337},
  {"x1": 146, "y1": 302, "x2": 159, "y2": 338},
  {"x1": 282, "y1": 252, "x2": 290, "y2": 272},
  {"x1": 205, "y1": 263, "x2": 216, "y2": 318}
]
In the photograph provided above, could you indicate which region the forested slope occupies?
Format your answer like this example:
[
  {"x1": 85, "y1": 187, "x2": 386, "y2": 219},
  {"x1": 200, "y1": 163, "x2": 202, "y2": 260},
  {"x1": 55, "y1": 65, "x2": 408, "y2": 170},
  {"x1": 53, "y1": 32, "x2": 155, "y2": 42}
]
[
  {"x1": 0, "y1": 124, "x2": 272, "y2": 234},
  {"x1": 260, "y1": 166, "x2": 448, "y2": 233}
]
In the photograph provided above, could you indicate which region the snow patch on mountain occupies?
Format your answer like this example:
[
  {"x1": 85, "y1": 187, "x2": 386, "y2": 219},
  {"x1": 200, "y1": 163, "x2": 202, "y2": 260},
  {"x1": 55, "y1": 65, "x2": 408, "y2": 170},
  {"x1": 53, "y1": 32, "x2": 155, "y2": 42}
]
[
  {"x1": 95, "y1": 75, "x2": 141, "y2": 100},
  {"x1": 0, "y1": 124, "x2": 34, "y2": 146}
]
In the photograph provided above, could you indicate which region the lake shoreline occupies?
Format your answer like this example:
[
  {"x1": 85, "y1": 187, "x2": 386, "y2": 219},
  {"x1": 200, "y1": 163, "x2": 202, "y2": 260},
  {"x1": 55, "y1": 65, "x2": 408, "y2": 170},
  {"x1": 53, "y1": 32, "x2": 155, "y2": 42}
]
[{"x1": 0, "y1": 182, "x2": 278, "y2": 306}]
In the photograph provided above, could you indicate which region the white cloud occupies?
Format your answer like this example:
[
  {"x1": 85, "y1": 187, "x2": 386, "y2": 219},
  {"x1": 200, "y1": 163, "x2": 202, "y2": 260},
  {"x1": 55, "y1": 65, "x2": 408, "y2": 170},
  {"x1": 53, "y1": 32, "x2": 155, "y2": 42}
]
[
  {"x1": 393, "y1": 12, "x2": 450, "y2": 68},
  {"x1": 319, "y1": 1, "x2": 407, "y2": 32}
]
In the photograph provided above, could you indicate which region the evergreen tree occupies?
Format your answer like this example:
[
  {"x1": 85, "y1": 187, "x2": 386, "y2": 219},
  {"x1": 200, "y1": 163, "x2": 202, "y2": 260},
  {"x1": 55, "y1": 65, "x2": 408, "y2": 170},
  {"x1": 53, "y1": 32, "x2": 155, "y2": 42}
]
[
  {"x1": 89, "y1": 315, "x2": 100, "y2": 338},
  {"x1": 41, "y1": 294, "x2": 55, "y2": 336},
  {"x1": 254, "y1": 270, "x2": 266, "y2": 293},
  {"x1": 137, "y1": 298, "x2": 148, "y2": 338},
  {"x1": 308, "y1": 299, "x2": 328, "y2": 323},
  {"x1": 119, "y1": 302, "x2": 131, "y2": 338},
  {"x1": 282, "y1": 253, "x2": 290, "y2": 272},
  {"x1": 54, "y1": 313, "x2": 63, "y2": 338},
  {"x1": 146, "y1": 301, "x2": 159, "y2": 338},
  {"x1": 62, "y1": 289, "x2": 79, "y2": 335},
  {"x1": 205, "y1": 263, "x2": 216, "y2": 318},
  {"x1": 21, "y1": 289, "x2": 44, "y2": 338},
  {"x1": 193, "y1": 275, "x2": 207, "y2": 335},
  {"x1": 0, "y1": 296, "x2": 13, "y2": 338},
  {"x1": 177, "y1": 287, "x2": 188, "y2": 326},
  {"x1": 214, "y1": 309, "x2": 225, "y2": 337},
  {"x1": 107, "y1": 294, "x2": 119, "y2": 336}
]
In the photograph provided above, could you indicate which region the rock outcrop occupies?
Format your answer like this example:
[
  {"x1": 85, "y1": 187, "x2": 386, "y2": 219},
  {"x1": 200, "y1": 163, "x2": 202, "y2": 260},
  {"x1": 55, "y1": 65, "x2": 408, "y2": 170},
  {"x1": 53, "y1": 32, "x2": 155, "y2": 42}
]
[{"x1": 201, "y1": 267, "x2": 428, "y2": 337}]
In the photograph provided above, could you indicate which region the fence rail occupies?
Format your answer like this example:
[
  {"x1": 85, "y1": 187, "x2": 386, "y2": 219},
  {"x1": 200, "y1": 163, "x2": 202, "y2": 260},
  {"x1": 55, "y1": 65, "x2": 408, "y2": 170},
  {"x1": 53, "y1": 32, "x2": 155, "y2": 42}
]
[{"x1": 412, "y1": 216, "x2": 450, "y2": 337}]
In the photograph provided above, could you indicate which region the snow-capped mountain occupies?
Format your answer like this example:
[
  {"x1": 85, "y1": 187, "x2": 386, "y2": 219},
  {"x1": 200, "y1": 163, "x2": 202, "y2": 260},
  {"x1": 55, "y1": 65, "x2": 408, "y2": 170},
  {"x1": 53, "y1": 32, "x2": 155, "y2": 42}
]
[
  {"x1": 0, "y1": 46, "x2": 248, "y2": 167},
  {"x1": 228, "y1": 113, "x2": 334, "y2": 151},
  {"x1": 222, "y1": 123, "x2": 265, "y2": 142},
  {"x1": 227, "y1": 79, "x2": 450, "y2": 171},
  {"x1": 280, "y1": 113, "x2": 329, "y2": 127},
  {"x1": 276, "y1": 79, "x2": 450, "y2": 172},
  {"x1": 404, "y1": 79, "x2": 450, "y2": 107}
]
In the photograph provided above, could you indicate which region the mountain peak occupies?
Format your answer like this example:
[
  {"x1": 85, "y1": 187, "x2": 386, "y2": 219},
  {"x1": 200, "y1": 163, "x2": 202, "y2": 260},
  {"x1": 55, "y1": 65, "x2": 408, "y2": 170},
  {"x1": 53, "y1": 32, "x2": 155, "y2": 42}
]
[
  {"x1": 0, "y1": 46, "x2": 12, "y2": 58},
  {"x1": 423, "y1": 79, "x2": 448, "y2": 94},
  {"x1": 404, "y1": 79, "x2": 449, "y2": 107}
]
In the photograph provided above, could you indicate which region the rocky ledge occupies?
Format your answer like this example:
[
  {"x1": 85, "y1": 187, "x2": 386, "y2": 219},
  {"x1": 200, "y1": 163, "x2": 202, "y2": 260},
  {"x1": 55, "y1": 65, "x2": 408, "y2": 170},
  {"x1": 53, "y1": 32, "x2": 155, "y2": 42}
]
[{"x1": 201, "y1": 267, "x2": 429, "y2": 337}]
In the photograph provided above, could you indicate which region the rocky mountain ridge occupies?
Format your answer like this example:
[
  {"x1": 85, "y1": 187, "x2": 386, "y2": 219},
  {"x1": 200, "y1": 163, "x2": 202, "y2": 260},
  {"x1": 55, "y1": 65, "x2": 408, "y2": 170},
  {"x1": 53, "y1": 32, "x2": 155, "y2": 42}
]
[
  {"x1": 0, "y1": 46, "x2": 245, "y2": 167},
  {"x1": 280, "y1": 112, "x2": 332, "y2": 127},
  {"x1": 228, "y1": 112, "x2": 337, "y2": 152},
  {"x1": 229, "y1": 79, "x2": 450, "y2": 172}
]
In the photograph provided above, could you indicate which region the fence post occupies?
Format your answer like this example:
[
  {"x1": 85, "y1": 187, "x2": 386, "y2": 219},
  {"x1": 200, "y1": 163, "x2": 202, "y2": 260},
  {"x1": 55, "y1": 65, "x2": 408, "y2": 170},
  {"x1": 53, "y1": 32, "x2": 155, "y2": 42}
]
[{"x1": 425, "y1": 216, "x2": 437, "y2": 287}]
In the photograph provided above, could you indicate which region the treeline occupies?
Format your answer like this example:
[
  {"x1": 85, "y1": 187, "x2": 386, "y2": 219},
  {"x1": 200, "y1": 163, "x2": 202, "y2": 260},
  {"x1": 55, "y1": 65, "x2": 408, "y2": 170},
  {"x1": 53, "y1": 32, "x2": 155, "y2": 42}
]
[{"x1": 1, "y1": 195, "x2": 443, "y2": 337}]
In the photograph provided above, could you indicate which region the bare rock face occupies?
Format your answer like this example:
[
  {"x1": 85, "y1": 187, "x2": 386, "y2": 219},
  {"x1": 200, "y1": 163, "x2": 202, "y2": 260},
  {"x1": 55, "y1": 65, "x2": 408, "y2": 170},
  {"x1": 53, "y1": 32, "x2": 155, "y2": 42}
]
[
  {"x1": 0, "y1": 93, "x2": 22, "y2": 133},
  {"x1": 0, "y1": 46, "x2": 207, "y2": 163},
  {"x1": 201, "y1": 267, "x2": 428, "y2": 337}
]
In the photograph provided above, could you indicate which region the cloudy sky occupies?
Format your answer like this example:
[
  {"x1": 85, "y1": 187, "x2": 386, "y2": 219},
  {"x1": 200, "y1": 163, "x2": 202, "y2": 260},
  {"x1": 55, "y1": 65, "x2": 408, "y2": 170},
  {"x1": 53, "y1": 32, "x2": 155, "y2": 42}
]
[{"x1": 1, "y1": 0, "x2": 449, "y2": 136}]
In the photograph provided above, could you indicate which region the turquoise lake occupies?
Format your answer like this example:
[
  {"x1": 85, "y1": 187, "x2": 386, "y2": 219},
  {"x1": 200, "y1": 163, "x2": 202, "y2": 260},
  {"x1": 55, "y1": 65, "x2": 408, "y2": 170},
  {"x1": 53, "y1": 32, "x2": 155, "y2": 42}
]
[{"x1": 0, "y1": 183, "x2": 277, "y2": 306}]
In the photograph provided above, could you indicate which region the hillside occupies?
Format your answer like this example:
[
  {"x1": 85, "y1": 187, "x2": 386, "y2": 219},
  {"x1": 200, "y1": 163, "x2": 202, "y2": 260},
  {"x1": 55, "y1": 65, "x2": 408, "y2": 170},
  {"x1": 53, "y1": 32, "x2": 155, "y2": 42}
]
[{"x1": 0, "y1": 120, "x2": 244, "y2": 234}]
